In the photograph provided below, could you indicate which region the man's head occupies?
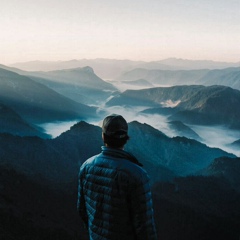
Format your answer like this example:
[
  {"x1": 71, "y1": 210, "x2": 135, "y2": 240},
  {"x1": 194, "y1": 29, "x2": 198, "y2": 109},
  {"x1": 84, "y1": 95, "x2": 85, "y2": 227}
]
[{"x1": 102, "y1": 114, "x2": 129, "y2": 148}]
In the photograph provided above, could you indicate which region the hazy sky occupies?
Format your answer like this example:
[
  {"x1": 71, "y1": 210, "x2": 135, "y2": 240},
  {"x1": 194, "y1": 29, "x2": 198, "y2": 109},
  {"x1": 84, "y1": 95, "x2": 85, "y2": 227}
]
[{"x1": 1, "y1": 0, "x2": 240, "y2": 64}]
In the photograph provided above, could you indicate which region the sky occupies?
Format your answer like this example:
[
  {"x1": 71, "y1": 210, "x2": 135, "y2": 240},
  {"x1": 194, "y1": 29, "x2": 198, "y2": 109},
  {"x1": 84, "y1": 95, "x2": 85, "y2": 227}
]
[{"x1": 1, "y1": 0, "x2": 240, "y2": 64}]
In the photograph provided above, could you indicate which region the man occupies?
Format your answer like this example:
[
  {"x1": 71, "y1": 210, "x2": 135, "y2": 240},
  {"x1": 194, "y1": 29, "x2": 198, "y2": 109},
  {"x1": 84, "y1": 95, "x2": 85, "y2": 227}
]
[{"x1": 77, "y1": 114, "x2": 157, "y2": 240}]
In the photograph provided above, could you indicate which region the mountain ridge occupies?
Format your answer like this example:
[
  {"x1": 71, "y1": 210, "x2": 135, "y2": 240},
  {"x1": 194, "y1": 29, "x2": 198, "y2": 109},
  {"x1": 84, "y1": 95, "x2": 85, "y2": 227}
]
[
  {"x1": 0, "y1": 120, "x2": 235, "y2": 185},
  {"x1": 107, "y1": 85, "x2": 240, "y2": 129},
  {"x1": 7, "y1": 58, "x2": 240, "y2": 81},
  {"x1": 117, "y1": 67, "x2": 240, "y2": 90},
  {"x1": 0, "y1": 103, "x2": 49, "y2": 138},
  {"x1": 0, "y1": 67, "x2": 96, "y2": 123},
  {"x1": 26, "y1": 66, "x2": 117, "y2": 105}
]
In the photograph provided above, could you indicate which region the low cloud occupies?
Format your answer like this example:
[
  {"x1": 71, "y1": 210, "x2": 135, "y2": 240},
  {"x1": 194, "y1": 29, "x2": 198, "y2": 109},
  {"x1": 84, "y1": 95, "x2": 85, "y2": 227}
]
[
  {"x1": 39, "y1": 105, "x2": 240, "y2": 157},
  {"x1": 39, "y1": 121, "x2": 78, "y2": 138},
  {"x1": 190, "y1": 125, "x2": 240, "y2": 157},
  {"x1": 161, "y1": 100, "x2": 181, "y2": 108}
]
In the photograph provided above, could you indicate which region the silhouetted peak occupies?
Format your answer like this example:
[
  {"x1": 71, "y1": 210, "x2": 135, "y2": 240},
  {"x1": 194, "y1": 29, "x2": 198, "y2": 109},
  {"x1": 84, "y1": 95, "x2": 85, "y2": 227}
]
[
  {"x1": 129, "y1": 120, "x2": 167, "y2": 137},
  {"x1": 70, "y1": 121, "x2": 93, "y2": 130},
  {"x1": 231, "y1": 139, "x2": 240, "y2": 147},
  {"x1": 82, "y1": 66, "x2": 94, "y2": 73}
]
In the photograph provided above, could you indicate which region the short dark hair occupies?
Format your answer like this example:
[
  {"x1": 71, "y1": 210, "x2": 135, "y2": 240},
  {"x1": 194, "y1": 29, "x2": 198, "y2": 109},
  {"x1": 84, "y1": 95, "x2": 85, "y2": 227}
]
[{"x1": 103, "y1": 133, "x2": 129, "y2": 148}]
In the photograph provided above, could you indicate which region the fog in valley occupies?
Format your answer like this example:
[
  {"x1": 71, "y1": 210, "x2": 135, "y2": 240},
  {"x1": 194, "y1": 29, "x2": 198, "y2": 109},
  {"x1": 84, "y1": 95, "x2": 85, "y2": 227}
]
[
  {"x1": 39, "y1": 120, "x2": 79, "y2": 138},
  {"x1": 40, "y1": 97, "x2": 240, "y2": 157},
  {"x1": 38, "y1": 75, "x2": 240, "y2": 157},
  {"x1": 190, "y1": 125, "x2": 240, "y2": 157},
  {"x1": 108, "y1": 80, "x2": 172, "y2": 92}
]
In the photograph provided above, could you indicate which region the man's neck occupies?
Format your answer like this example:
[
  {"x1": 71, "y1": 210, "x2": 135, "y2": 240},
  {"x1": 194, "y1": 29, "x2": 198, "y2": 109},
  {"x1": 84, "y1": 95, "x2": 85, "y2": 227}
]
[{"x1": 105, "y1": 144, "x2": 124, "y2": 150}]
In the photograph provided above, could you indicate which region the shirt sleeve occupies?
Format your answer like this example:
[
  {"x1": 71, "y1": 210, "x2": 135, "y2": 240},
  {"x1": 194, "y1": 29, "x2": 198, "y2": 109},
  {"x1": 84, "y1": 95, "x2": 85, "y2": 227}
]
[
  {"x1": 129, "y1": 172, "x2": 158, "y2": 240},
  {"x1": 77, "y1": 166, "x2": 88, "y2": 228}
]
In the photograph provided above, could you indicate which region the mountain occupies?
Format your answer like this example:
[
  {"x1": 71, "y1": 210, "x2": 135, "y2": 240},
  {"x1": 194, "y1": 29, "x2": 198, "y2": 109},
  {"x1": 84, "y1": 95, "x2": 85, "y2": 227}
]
[
  {"x1": 127, "y1": 121, "x2": 234, "y2": 177},
  {"x1": 49, "y1": 121, "x2": 171, "y2": 183},
  {"x1": 199, "y1": 156, "x2": 240, "y2": 192},
  {"x1": 9, "y1": 58, "x2": 240, "y2": 80},
  {"x1": 10, "y1": 59, "x2": 144, "y2": 80},
  {"x1": 106, "y1": 85, "x2": 240, "y2": 129},
  {"x1": 230, "y1": 139, "x2": 240, "y2": 148},
  {"x1": 168, "y1": 121, "x2": 202, "y2": 141},
  {"x1": 0, "y1": 122, "x2": 103, "y2": 188},
  {"x1": 117, "y1": 68, "x2": 209, "y2": 86},
  {"x1": 169, "y1": 85, "x2": 240, "y2": 128},
  {"x1": 30, "y1": 66, "x2": 116, "y2": 90},
  {"x1": 0, "y1": 63, "x2": 27, "y2": 75},
  {"x1": 198, "y1": 67, "x2": 240, "y2": 90},
  {"x1": 106, "y1": 85, "x2": 204, "y2": 107},
  {"x1": 0, "y1": 103, "x2": 49, "y2": 138},
  {"x1": 117, "y1": 66, "x2": 240, "y2": 91},
  {"x1": 54, "y1": 121, "x2": 234, "y2": 179},
  {"x1": 0, "y1": 120, "x2": 234, "y2": 185},
  {"x1": 0, "y1": 67, "x2": 96, "y2": 123},
  {"x1": 157, "y1": 58, "x2": 240, "y2": 70},
  {"x1": 0, "y1": 120, "x2": 237, "y2": 240},
  {"x1": 0, "y1": 134, "x2": 79, "y2": 186},
  {"x1": 141, "y1": 106, "x2": 178, "y2": 116},
  {"x1": 27, "y1": 66, "x2": 117, "y2": 105}
]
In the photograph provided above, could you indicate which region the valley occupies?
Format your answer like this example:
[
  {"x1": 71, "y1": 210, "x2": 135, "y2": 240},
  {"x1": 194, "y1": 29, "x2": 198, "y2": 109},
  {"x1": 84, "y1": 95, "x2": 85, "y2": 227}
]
[{"x1": 1, "y1": 58, "x2": 240, "y2": 239}]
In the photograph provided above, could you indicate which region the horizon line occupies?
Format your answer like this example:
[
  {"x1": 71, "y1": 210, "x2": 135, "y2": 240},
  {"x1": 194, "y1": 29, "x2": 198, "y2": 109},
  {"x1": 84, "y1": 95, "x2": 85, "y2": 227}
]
[{"x1": 6, "y1": 57, "x2": 240, "y2": 66}]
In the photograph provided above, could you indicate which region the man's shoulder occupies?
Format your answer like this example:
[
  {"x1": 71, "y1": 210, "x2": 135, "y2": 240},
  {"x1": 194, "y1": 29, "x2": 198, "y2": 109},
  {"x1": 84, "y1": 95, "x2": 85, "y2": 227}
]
[
  {"x1": 125, "y1": 160, "x2": 149, "y2": 183},
  {"x1": 80, "y1": 149, "x2": 150, "y2": 184},
  {"x1": 80, "y1": 154, "x2": 100, "y2": 169}
]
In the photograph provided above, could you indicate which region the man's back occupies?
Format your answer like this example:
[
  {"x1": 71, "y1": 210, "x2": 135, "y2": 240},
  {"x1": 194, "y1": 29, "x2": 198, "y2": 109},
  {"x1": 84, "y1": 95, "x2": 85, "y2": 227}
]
[{"x1": 78, "y1": 146, "x2": 157, "y2": 240}]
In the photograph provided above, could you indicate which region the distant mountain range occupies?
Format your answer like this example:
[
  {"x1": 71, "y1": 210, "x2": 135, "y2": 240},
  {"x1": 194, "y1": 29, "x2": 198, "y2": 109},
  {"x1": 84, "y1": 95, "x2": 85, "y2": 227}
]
[
  {"x1": 0, "y1": 67, "x2": 96, "y2": 124},
  {"x1": 3, "y1": 60, "x2": 240, "y2": 103},
  {"x1": 117, "y1": 67, "x2": 240, "y2": 91},
  {"x1": 155, "y1": 58, "x2": 240, "y2": 70},
  {"x1": 197, "y1": 67, "x2": 240, "y2": 90},
  {"x1": 107, "y1": 85, "x2": 240, "y2": 129},
  {"x1": 0, "y1": 64, "x2": 118, "y2": 105},
  {"x1": 117, "y1": 68, "x2": 209, "y2": 85},
  {"x1": 9, "y1": 58, "x2": 240, "y2": 80},
  {"x1": 0, "y1": 63, "x2": 27, "y2": 75},
  {"x1": 27, "y1": 66, "x2": 117, "y2": 105},
  {"x1": 9, "y1": 59, "x2": 144, "y2": 80},
  {"x1": 230, "y1": 139, "x2": 240, "y2": 149},
  {"x1": 168, "y1": 121, "x2": 202, "y2": 141}
]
